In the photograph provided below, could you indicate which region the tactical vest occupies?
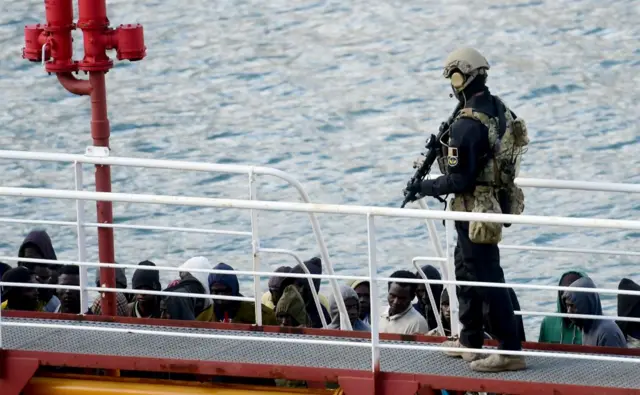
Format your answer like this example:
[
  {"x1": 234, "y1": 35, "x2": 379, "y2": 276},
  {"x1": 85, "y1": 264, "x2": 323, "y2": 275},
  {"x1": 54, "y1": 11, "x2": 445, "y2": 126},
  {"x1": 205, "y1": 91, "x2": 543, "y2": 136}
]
[{"x1": 444, "y1": 96, "x2": 529, "y2": 244}]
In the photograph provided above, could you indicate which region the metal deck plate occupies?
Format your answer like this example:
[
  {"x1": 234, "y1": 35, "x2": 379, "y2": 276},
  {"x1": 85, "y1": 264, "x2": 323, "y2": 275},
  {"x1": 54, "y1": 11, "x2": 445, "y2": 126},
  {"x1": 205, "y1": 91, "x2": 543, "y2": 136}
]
[{"x1": 3, "y1": 318, "x2": 639, "y2": 389}]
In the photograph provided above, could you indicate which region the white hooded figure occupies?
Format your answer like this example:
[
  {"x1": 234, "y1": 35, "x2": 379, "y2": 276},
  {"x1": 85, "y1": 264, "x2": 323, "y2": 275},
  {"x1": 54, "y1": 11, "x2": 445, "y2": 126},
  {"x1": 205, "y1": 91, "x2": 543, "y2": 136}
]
[
  {"x1": 178, "y1": 256, "x2": 211, "y2": 296},
  {"x1": 159, "y1": 256, "x2": 214, "y2": 321}
]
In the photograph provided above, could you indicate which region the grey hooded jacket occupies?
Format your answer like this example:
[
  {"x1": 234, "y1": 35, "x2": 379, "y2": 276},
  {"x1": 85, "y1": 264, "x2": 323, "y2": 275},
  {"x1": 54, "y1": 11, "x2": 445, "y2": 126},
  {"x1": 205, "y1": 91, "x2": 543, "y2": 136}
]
[{"x1": 565, "y1": 277, "x2": 626, "y2": 348}]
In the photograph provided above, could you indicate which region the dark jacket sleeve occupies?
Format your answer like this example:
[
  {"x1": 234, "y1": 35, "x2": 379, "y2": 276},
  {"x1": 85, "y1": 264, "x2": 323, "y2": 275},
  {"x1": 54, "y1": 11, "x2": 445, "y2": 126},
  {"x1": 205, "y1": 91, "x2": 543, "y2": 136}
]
[
  {"x1": 421, "y1": 118, "x2": 489, "y2": 196},
  {"x1": 597, "y1": 327, "x2": 627, "y2": 348},
  {"x1": 165, "y1": 294, "x2": 196, "y2": 320}
]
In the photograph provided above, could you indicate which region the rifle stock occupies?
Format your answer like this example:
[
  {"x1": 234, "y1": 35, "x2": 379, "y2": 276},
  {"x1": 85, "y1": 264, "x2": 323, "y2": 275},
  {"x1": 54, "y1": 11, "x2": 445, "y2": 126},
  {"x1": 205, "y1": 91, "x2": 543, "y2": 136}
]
[{"x1": 400, "y1": 101, "x2": 463, "y2": 208}]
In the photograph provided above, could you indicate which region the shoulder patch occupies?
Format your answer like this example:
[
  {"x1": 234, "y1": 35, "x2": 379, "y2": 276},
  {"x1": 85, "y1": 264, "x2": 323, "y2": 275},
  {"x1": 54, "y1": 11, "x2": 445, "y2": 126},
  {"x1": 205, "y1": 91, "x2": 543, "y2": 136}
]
[{"x1": 447, "y1": 147, "x2": 459, "y2": 167}]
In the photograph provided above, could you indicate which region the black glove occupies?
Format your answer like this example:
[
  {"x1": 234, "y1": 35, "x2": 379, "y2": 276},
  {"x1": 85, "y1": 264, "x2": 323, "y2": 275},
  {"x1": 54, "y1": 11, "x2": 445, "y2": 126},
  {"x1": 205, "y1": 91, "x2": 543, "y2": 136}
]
[
  {"x1": 405, "y1": 179, "x2": 437, "y2": 200},
  {"x1": 404, "y1": 180, "x2": 424, "y2": 202}
]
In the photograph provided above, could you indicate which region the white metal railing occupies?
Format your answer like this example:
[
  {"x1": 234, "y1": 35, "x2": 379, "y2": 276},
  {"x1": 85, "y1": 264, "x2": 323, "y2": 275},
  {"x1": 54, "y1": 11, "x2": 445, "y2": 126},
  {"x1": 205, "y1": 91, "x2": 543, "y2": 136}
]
[
  {"x1": 0, "y1": 150, "x2": 349, "y2": 329},
  {"x1": 4, "y1": 186, "x2": 639, "y2": 228},
  {"x1": 0, "y1": 152, "x2": 639, "y2": 372},
  {"x1": 0, "y1": 183, "x2": 640, "y2": 370}
]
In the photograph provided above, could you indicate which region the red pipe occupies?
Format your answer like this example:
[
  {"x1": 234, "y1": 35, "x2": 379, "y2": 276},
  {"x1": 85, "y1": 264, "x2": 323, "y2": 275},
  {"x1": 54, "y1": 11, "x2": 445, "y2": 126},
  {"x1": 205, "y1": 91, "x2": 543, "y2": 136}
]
[
  {"x1": 88, "y1": 71, "x2": 116, "y2": 317},
  {"x1": 24, "y1": 0, "x2": 145, "y2": 319},
  {"x1": 56, "y1": 73, "x2": 92, "y2": 96},
  {"x1": 42, "y1": 0, "x2": 76, "y2": 74}
]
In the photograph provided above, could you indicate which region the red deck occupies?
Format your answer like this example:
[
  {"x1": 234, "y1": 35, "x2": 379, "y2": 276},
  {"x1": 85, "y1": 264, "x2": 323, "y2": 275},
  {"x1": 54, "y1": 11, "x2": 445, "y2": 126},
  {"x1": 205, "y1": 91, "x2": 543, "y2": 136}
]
[{"x1": 1, "y1": 311, "x2": 639, "y2": 395}]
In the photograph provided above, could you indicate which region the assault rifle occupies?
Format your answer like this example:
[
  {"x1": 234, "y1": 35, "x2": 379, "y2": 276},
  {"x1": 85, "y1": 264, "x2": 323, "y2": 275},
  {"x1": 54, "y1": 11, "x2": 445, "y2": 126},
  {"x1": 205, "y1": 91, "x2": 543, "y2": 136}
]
[{"x1": 400, "y1": 101, "x2": 463, "y2": 208}]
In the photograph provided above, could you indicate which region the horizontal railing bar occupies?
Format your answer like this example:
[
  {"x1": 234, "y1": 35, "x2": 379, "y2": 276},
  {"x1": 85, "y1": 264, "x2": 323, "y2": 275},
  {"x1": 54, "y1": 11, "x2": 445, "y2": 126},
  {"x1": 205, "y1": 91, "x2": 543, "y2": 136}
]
[
  {"x1": 0, "y1": 321, "x2": 371, "y2": 348},
  {"x1": 378, "y1": 343, "x2": 640, "y2": 364},
  {"x1": 374, "y1": 276, "x2": 640, "y2": 297},
  {"x1": 515, "y1": 177, "x2": 640, "y2": 193},
  {"x1": 2, "y1": 150, "x2": 637, "y2": 193},
  {"x1": 0, "y1": 282, "x2": 81, "y2": 290},
  {"x1": 2, "y1": 218, "x2": 635, "y2": 257},
  {"x1": 0, "y1": 256, "x2": 370, "y2": 282},
  {"x1": 2, "y1": 220, "x2": 634, "y2": 258},
  {"x1": 4, "y1": 281, "x2": 640, "y2": 323},
  {"x1": 4, "y1": 256, "x2": 640, "y2": 297},
  {"x1": 0, "y1": 218, "x2": 251, "y2": 236},
  {"x1": 0, "y1": 150, "x2": 280, "y2": 177},
  {"x1": 84, "y1": 222, "x2": 252, "y2": 236},
  {"x1": 0, "y1": 282, "x2": 251, "y2": 302},
  {"x1": 501, "y1": 244, "x2": 640, "y2": 257},
  {"x1": 410, "y1": 256, "x2": 448, "y2": 263},
  {"x1": 515, "y1": 310, "x2": 640, "y2": 323},
  {"x1": 85, "y1": 286, "x2": 253, "y2": 302},
  {"x1": 1, "y1": 187, "x2": 639, "y2": 231},
  {"x1": 2, "y1": 219, "x2": 635, "y2": 257},
  {"x1": 0, "y1": 218, "x2": 77, "y2": 226},
  {"x1": 2, "y1": 149, "x2": 637, "y2": 193}
]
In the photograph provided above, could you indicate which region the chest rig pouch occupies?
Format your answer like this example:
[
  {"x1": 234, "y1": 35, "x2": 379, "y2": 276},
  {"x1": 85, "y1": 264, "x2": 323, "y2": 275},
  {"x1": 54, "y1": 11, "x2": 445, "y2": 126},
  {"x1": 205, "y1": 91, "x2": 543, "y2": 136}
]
[
  {"x1": 451, "y1": 96, "x2": 529, "y2": 244},
  {"x1": 436, "y1": 140, "x2": 450, "y2": 175}
]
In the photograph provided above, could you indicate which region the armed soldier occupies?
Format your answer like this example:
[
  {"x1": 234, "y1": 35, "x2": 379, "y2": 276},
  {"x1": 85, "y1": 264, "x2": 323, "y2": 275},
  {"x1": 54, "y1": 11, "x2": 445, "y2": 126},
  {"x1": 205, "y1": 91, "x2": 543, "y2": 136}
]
[{"x1": 404, "y1": 48, "x2": 529, "y2": 372}]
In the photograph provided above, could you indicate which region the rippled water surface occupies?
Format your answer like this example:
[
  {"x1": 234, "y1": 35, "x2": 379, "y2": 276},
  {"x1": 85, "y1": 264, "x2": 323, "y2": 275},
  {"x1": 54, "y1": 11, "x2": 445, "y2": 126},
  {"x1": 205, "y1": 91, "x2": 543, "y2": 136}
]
[{"x1": 0, "y1": 0, "x2": 638, "y2": 340}]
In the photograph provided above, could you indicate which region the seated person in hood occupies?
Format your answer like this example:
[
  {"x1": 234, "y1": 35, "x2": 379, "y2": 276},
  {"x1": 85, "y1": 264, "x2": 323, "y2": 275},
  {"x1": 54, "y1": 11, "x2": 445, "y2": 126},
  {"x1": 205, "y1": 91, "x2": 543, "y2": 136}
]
[
  {"x1": 349, "y1": 280, "x2": 371, "y2": 325},
  {"x1": 160, "y1": 257, "x2": 213, "y2": 321},
  {"x1": 563, "y1": 276, "x2": 626, "y2": 348},
  {"x1": 538, "y1": 271, "x2": 585, "y2": 345},
  {"x1": 617, "y1": 278, "x2": 640, "y2": 348},
  {"x1": 18, "y1": 229, "x2": 61, "y2": 313},
  {"x1": 262, "y1": 265, "x2": 292, "y2": 309},
  {"x1": 128, "y1": 260, "x2": 162, "y2": 318},
  {"x1": 262, "y1": 265, "x2": 332, "y2": 310},
  {"x1": 328, "y1": 284, "x2": 370, "y2": 331},
  {"x1": 380, "y1": 270, "x2": 429, "y2": 335},
  {"x1": 275, "y1": 284, "x2": 309, "y2": 327},
  {"x1": 0, "y1": 262, "x2": 12, "y2": 281},
  {"x1": 286, "y1": 257, "x2": 331, "y2": 328},
  {"x1": 90, "y1": 267, "x2": 130, "y2": 316},
  {"x1": 57, "y1": 265, "x2": 83, "y2": 314},
  {"x1": 427, "y1": 288, "x2": 452, "y2": 337},
  {"x1": 209, "y1": 262, "x2": 277, "y2": 325},
  {"x1": 1, "y1": 267, "x2": 40, "y2": 311},
  {"x1": 413, "y1": 265, "x2": 443, "y2": 331}
]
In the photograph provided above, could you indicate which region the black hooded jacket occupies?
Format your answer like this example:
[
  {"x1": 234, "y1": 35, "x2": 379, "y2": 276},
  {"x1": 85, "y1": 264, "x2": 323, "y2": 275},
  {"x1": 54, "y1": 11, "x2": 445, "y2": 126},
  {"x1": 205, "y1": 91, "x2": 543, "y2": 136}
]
[
  {"x1": 617, "y1": 278, "x2": 640, "y2": 339},
  {"x1": 18, "y1": 230, "x2": 58, "y2": 266},
  {"x1": 18, "y1": 230, "x2": 59, "y2": 304},
  {"x1": 413, "y1": 265, "x2": 443, "y2": 330},
  {"x1": 288, "y1": 257, "x2": 331, "y2": 328},
  {"x1": 162, "y1": 276, "x2": 208, "y2": 320}
]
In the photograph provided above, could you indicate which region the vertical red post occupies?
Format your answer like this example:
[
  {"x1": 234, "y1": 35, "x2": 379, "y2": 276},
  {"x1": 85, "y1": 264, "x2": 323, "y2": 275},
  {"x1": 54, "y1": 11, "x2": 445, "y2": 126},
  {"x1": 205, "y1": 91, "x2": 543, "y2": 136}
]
[
  {"x1": 89, "y1": 72, "x2": 116, "y2": 317},
  {"x1": 77, "y1": 0, "x2": 116, "y2": 317}
]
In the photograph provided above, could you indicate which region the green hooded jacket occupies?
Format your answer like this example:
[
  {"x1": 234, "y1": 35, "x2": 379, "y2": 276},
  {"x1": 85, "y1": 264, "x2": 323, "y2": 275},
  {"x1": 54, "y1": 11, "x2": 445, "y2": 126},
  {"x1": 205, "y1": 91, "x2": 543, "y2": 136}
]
[{"x1": 538, "y1": 270, "x2": 586, "y2": 345}]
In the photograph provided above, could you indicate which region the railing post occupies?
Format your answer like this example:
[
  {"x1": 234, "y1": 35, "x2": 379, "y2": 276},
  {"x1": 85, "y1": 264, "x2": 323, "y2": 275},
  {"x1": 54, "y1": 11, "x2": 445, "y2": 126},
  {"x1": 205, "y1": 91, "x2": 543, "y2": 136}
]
[
  {"x1": 445, "y1": 213, "x2": 460, "y2": 336},
  {"x1": 367, "y1": 214, "x2": 380, "y2": 373},
  {"x1": 74, "y1": 161, "x2": 89, "y2": 313},
  {"x1": 249, "y1": 170, "x2": 262, "y2": 326},
  {"x1": 415, "y1": 265, "x2": 445, "y2": 335},
  {"x1": 417, "y1": 199, "x2": 445, "y2": 259}
]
